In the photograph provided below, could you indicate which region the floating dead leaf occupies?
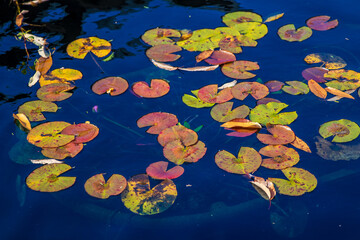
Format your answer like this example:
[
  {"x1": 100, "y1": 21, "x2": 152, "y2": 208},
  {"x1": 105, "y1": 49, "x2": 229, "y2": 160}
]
[
  {"x1": 328, "y1": 89, "x2": 356, "y2": 102},
  {"x1": 35, "y1": 56, "x2": 53, "y2": 76},
  {"x1": 30, "y1": 159, "x2": 63, "y2": 164},
  {"x1": 290, "y1": 136, "x2": 311, "y2": 153},
  {"x1": 308, "y1": 79, "x2": 327, "y2": 99},
  {"x1": 224, "y1": 119, "x2": 260, "y2": 137},
  {"x1": 250, "y1": 176, "x2": 276, "y2": 202},
  {"x1": 325, "y1": 87, "x2": 355, "y2": 99},
  {"x1": 178, "y1": 65, "x2": 219, "y2": 72},
  {"x1": 151, "y1": 59, "x2": 178, "y2": 71},
  {"x1": 218, "y1": 80, "x2": 237, "y2": 90},
  {"x1": 137, "y1": 112, "x2": 178, "y2": 134},
  {"x1": 195, "y1": 50, "x2": 214, "y2": 63},
  {"x1": 264, "y1": 13, "x2": 284, "y2": 23}
]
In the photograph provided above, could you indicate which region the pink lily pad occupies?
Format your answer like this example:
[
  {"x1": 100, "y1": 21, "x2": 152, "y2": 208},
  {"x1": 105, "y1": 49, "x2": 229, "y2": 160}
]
[
  {"x1": 158, "y1": 124, "x2": 198, "y2": 147},
  {"x1": 132, "y1": 79, "x2": 170, "y2": 98},
  {"x1": 221, "y1": 60, "x2": 260, "y2": 79},
  {"x1": 231, "y1": 82, "x2": 269, "y2": 100},
  {"x1": 137, "y1": 112, "x2": 178, "y2": 134},
  {"x1": 61, "y1": 123, "x2": 99, "y2": 144},
  {"x1": 259, "y1": 145, "x2": 300, "y2": 170},
  {"x1": 264, "y1": 80, "x2": 284, "y2": 92},
  {"x1": 257, "y1": 124, "x2": 296, "y2": 145},
  {"x1": 91, "y1": 77, "x2": 129, "y2": 96},
  {"x1": 204, "y1": 50, "x2": 236, "y2": 65},
  {"x1": 146, "y1": 161, "x2": 184, "y2": 180},
  {"x1": 145, "y1": 44, "x2": 182, "y2": 62},
  {"x1": 198, "y1": 84, "x2": 233, "y2": 104},
  {"x1": 84, "y1": 173, "x2": 127, "y2": 199},
  {"x1": 306, "y1": 16, "x2": 338, "y2": 31},
  {"x1": 163, "y1": 140, "x2": 207, "y2": 165},
  {"x1": 37, "y1": 83, "x2": 75, "y2": 102},
  {"x1": 41, "y1": 142, "x2": 83, "y2": 160}
]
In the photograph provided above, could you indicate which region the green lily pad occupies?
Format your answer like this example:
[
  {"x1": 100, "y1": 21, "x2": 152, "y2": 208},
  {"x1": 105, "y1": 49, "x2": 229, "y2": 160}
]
[
  {"x1": 215, "y1": 147, "x2": 262, "y2": 174},
  {"x1": 27, "y1": 121, "x2": 75, "y2": 148},
  {"x1": 210, "y1": 27, "x2": 241, "y2": 46},
  {"x1": 41, "y1": 142, "x2": 83, "y2": 160},
  {"x1": 37, "y1": 83, "x2": 75, "y2": 102},
  {"x1": 277, "y1": 24, "x2": 312, "y2": 42},
  {"x1": 84, "y1": 173, "x2": 127, "y2": 199},
  {"x1": 221, "y1": 61, "x2": 260, "y2": 79},
  {"x1": 231, "y1": 22, "x2": 268, "y2": 40},
  {"x1": 163, "y1": 139, "x2": 207, "y2": 165},
  {"x1": 26, "y1": 163, "x2": 76, "y2": 192},
  {"x1": 141, "y1": 28, "x2": 181, "y2": 46},
  {"x1": 210, "y1": 102, "x2": 250, "y2": 122},
  {"x1": 319, "y1": 119, "x2": 360, "y2": 143},
  {"x1": 121, "y1": 174, "x2": 177, "y2": 215},
  {"x1": 222, "y1": 11, "x2": 263, "y2": 26},
  {"x1": 18, "y1": 100, "x2": 58, "y2": 121},
  {"x1": 282, "y1": 81, "x2": 309, "y2": 95},
  {"x1": 176, "y1": 29, "x2": 217, "y2": 52},
  {"x1": 249, "y1": 102, "x2": 298, "y2": 126},
  {"x1": 182, "y1": 90, "x2": 216, "y2": 108},
  {"x1": 259, "y1": 145, "x2": 300, "y2": 170}
]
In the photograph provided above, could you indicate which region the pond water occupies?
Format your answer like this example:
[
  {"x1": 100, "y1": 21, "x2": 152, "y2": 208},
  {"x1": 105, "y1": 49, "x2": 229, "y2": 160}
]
[{"x1": 1, "y1": 0, "x2": 360, "y2": 239}]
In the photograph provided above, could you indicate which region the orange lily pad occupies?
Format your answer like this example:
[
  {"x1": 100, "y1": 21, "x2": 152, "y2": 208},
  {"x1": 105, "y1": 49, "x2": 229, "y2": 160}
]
[
  {"x1": 137, "y1": 112, "x2": 178, "y2": 134},
  {"x1": 145, "y1": 44, "x2": 182, "y2": 62},
  {"x1": 291, "y1": 136, "x2": 311, "y2": 153},
  {"x1": 257, "y1": 124, "x2": 296, "y2": 145},
  {"x1": 84, "y1": 173, "x2": 127, "y2": 199},
  {"x1": 158, "y1": 124, "x2": 198, "y2": 147},
  {"x1": 204, "y1": 50, "x2": 236, "y2": 65},
  {"x1": 18, "y1": 100, "x2": 58, "y2": 122},
  {"x1": 259, "y1": 145, "x2": 299, "y2": 170},
  {"x1": 264, "y1": 80, "x2": 284, "y2": 92},
  {"x1": 210, "y1": 102, "x2": 250, "y2": 122},
  {"x1": 163, "y1": 140, "x2": 207, "y2": 165},
  {"x1": 146, "y1": 161, "x2": 184, "y2": 180},
  {"x1": 231, "y1": 82, "x2": 269, "y2": 100},
  {"x1": 26, "y1": 163, "x2": 76, "y2": 192},
  {"x1": 91, "y1": 77, "x2": 129, "y2": 96},
  {"x1": 221, "y1": 60, "x2": 260, "y2": 79},
  {"x1": 304, "y1": 53, "x2": 346, "y2": 70},
  {"x1": 67, "y1": 37, "x2": 111, "y2": 59},
  {"x1": 141, "y1": 28, "x2": 181, "y2": 46},
  {"x1": 197, "y1": 84, "x2": 233, "y2": 104},
  {"x1": 37, "y1": 83, "x2": 75, "y2": 102},
  {"x1": 41, "y1": 142, "x2": 83, "y2": 160},
  {"x1": 306, "y1": 16, "x2": 338, "y2": 31},
  {"x1": 132, "y1": 79, "x2": 170, "y2": 98},
  {"x1": 223, "y1": 118, "x2": 260, "y2": 138},
  {"x1": 61, "y1": 123, "x2": 99, "y2": 144},
  {"x1": 278, "y1": 24, "x2": 312, "y2": 42},
  {"x1": 215, "y1": 147, "x2": 262, "y2": 174},
  {"x1": 302, "y1": 67, "x2": 329, "y2": 83}
]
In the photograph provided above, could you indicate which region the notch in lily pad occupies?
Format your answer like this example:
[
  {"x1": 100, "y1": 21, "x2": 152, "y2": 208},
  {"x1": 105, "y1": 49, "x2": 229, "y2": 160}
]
[
  {"x1": 182, "y1": 90, "x2": 215, "y2": 108},
  {"x1": 61, "y1": 123, "x2": 99, "y2": 144},
  {"x1": 319, "y1": 119, "x2": 360, "y2": 143},
  {"x1": 132, "y1": 79, "x2": 170, "y2": 98},
  {"x1": 137, "y1": 112, "x2": 178, "y2": 134},
  {"x1": 85, "y1": 173, "x2": 127, "y2": 199},
  {"x1": 304, "y1": 53, "x2": 346, "y2": 70},
  {"x1": 231, "y1": 82, "x2": 269, "y2": 100},
  {"x1": 249, "y1": 102, "x2": 298, "y2": 126},
  {"x1": 278, "y1": 24, "x2": 312, "y2": 42},
  {"x1": 210, "y1": 102, "x2": 250, "y2": 122},
  {"x1": 198, "y1": 84, "x2": 233, "y2": 104},
  {"x1": 146, "y1": 44, "x2": 182, "y2": 62},
  {"x1": 41, "y1": 142, "x2": 83, "y2": 160},
  {"x1": 146, "y1": 161, "x2": 184, "y2": 180},
  {"x1": 158, "y1": 124, "x2": 198, "y2": 147},
  {"x1": 163, "y1": 139, "x2": 207, "y2": 165},
  {"x1": 92, "y1": 77, "x2": 129, "y2": 96},
  {"x1": 259, "y1": 145, "x2": 299, "y2": 170},
  {"x1": 39, "y1": 68, "x2": 83, "y2": 87},
  {"x1": 306, "y1": 16, "x2": 338, "y2": 31},
  {"x1": 257, "y1": 124, "x2": 296, "y2": 145},
  {"x1": 141, "y1": 28, "x2": 181, "y2": 46},
  {"x1": 221, "y1": 60, "x2": 260, "y2": 79},
  {"x1": 67, "y1": 37, "x2": 112, "y2": 59}
]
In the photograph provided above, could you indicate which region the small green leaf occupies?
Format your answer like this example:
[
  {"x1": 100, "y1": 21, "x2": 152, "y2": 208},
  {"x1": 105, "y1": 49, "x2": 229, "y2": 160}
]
[
  {"x1": 193, "y1": 125, "x2": 203, "y2": 132},
  {"x1": 183, "y1": 121, "x2": 191, "y2": 129},
  {"x1": 102, "y1": 52, "x2": 115, "y2": 62}
]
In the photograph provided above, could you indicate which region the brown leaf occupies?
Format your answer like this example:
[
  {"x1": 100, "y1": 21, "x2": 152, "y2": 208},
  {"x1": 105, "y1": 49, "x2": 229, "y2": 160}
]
[
  {"x1": 290, "y1": 136, "x2": 311, "y2": 153},
  {"x1": 308, "y1": 79, "x2": 327, "y2": 98},
  {"x1": 151, "y1": 59, "x2": 178, "y2": 71},
  {"x1": 221, "y1": 120, "x2": 261, "y2": 129},
  {"x1": 195, "y1": 50, "x2": 214, "y2": 63},
  {"x1": 178, "y1": 65, "x2": 219, "y2": 72},
  {"x1": 35, "y1": 56, "x2": 53, "y2": 75},
  {"x1": 13, "y1": 113, "x2": 32, "y2": 131},
  {"x1": 264, "y1": 13, "x2": 284, "y2": 23},
  {"x1": 325, "y1": 87, "x2": 355, "y2": 99}
]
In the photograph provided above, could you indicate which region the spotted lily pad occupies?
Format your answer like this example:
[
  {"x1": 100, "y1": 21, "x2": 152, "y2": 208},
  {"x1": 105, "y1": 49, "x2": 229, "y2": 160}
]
[
  {"x1": 215, "y1": 147, "x2": 262, "y2": 174},
  {"x1": 27, "y1": 121, "x2": 75, "y2": 148},
  {"x1": 84, "y1": 173, "x2": 127, "y2": 199},
  {"x1": 198, "y1": 84, "x2": 233, "y2": 104},
  {"x1": 257, "y1": 124, "x2": 296, "y2": 145},
  {"x1": 145, "y1": 44, "x2": 182, "y2": 62},
  {"x1": 92, "y1": 77, "x2": 129, "y2": 96},
  {"x1": 282, "y1": 81, "x2": 309, "y2": 95},
  {"x1": 146, "y1": 161, "x2": 184, "y2": 180},
  {"x1": 39, "y1": 68, "x2": 83, "y2": 87},
  {"x1": 278, "y1": 24, "x2": 312, "y2": 42},
  {"x1": 304, "y1": 53, "x2": 346, "y2": 70},
  {"x1": 231, "y1": 22, "x2": 268, "y2": 40},
  {"x1": 176, "y1": 29, "x2": 217, "y2": 52},
  {"x1": 265, "y1": 80, "x2": 284, "y2": 92},
  {"x1": 141, "y1": 28, "x2": 181, "y2": 46},
  {"x1": 210, "y1": 27, "x2": 241, "y2": 45},
  {"x1": 182, "y1": 90, "x2": 215, "y2": 108},
  {"x1": 301, "y1": 67, "x2": 329, "y2": 83},
  {"x1": 37, "y1": 83, "x2": 75, "y2": 102},
  {"x1": 231, "y1": 82, "x2": 269, "y2": 100},
  {"x1": 325, "y1": 80, "x2": 360, "y2": 91},
  {"x1": 319, "y1": 119, "x2": 360, "y2": 143},
  {"x1": 121, "y1": 174, "x2": 177, "y2": 215},
  {"x1": 61, "y1": 123, "x2": 99, "y2": 143},
  {"x1": 41, "y1": 142, "x2": 83, "y2": 160},
  {"x1": 137, "y1": 112, "x2": 178, "y2": 134},
  {"x1": 18, "y1": 100, "x2": 58, "y2": 121},
  {"x1": 210, "y1": 102, "x2": 250, "y2": 122},
  {"x1": 26, "y1": 163, "x2": 76, "y2": 192},
  {"x1": 222, "y1": 11, "x2": 263, "y2": 26},
  {"x1": 324, "y1": 69, "x2": 360, "y2": 81},
  {"x1": 259, "y1": 145, "x2": 300, "y2": 170},
  {"x1": 204, "y1": 50, "x2": 236, "y2": 65},
  {"x1": 268, "y1": 167, "x2": 317, "y2": 196},
  {"x1": 221, "y1": 61, "x2": 260, "y2": 79},
  {"x1": 306, "y1": 16, "x2": 338, "y2": 31},
  {"x1": 163, "y1": 140, "x2": 207, "y2": 165},
  {"x1": 132, "y1": 79, "x2": 170, "y2": 98},
  {"x1": 249, "y1": 102, "x2": 298, "y2": 126},
  {"x1": 158, "y1": 124, "x2": 198, "y2": 147},
  {"x1": 66, "y1": 37, "x2": 111, "y2": 59}
]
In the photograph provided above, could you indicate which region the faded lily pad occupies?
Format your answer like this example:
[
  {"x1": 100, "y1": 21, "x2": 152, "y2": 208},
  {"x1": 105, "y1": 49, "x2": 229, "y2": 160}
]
[
  {"x1": 92, "y1": 77, "x2": 129, "y2": 96},
  {"x1": 265, "y1": 80, "x2": 284, "y2": 92},
  {"x1": 282, "y1": 81, "x2": 309, "y2": 95},
  {"x1": 37, "y1": 83, "x2": 75, "y2": 102},
  {"x1": 210, "y1": 102, "x2": 250, "y2": 122},
  {"x1": 132, "y1": 79, "x2": 170, "y2": 98},
  {"x1": 84, "y1": 173, "x2": 127, "y2": 199},
  {"x1": 163, "y1": 140, "x2": 207, "y2": 165},
  {"x1": 61, "y1": 123, "x2": 99, "y2": 143},
  {"x1": 319, "y1": 119, "x2": 360, "y2": 143},
  {"x1": 301, "y1": 67, "x2": 329, "y2": 83},
  {"x1": 198, "y1": 84, "x2": 233, "y2": 104},
  {"x1": 306, "y1": 16, "x2": 338, "y2": 31},
  {"x1": 231, "y1": 82, "x2": 269, "y2": 100},
  {"x1": 137, "y1": 112, "x2": 178, "y2": 134},
  {"x1": 41, "y1": 142, "x2": 83, "y2": 160},
  {"x1": 18, "y1": 100, "x2": 57, "y2": 121},
  {"x1": 221, "y1": 61, "x2": 260, "y2": 79},
  {"x1": 278, "y1": 24, "x2": 312, "y2": 42},
  {"x1": 249, "y1": 102, "x2": 298, "y2": 126},
  {"x1": 146, "y1": 161, "x2": 184, "y2": 180},
  {"x1": 204, "y1": 50, "x2": 236, "y2": 65},
  {"x1": 259, "y1": 145, "x2": 300, "y2": 170}
]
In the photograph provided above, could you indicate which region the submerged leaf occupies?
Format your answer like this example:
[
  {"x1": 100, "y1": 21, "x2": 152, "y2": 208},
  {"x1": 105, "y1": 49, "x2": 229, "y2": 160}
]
[{"x1": 304, "y1": 53, "x2": 346, "y2": 70}]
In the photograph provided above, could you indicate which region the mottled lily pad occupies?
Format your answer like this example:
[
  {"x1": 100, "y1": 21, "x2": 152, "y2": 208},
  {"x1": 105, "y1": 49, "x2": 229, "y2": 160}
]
[
  {"x1": 85, "y1": 173, "x2": 127, "y2": 199},
  {"x1": 204, "y1": 50, "x2": 236, "y2": 65},
  {"x1": 146, "y1": 44, "x2": 182, "y2": 62},
  {"x1": 231, "y1": 22, "x2": 268, "y2": 40},
  {"x1": 121, "y1": 174, "x2": 177, "y2": 215},
  {"x1": 176, "y1": 29, "x2": 217, "y2": 52},
  {"x1": 221, "y1": 61, "x2": 260, "y2": 79},
  {"x1": 278, "y1": 24, "x2": 312, "y2": 42},
  {"x1": 304, "y1": 53, "x2": 346, "y2": 70},
  {"x1": 306, "y1": 16, "x2": 338, "y2": 31},
  {"x1": 218, "y1": 36, "x2": 243, "y2": 54},
  {"x1": 137, "y1": 112, "x2": 178, "y2": 134},
  {"x1": 146, "y1": 161, "x2": 184, "y2": 180},
  {"x1": 61, "y1": 123, "x2": 99, "y2": 143},
  {"x1": 67, "y1": 37, "x2": 111, "y2": 59},
  {"x1": 259, "y1": 145, "x2": 299, "y2": 170},
  {"x1": 215, "y1": 147, "x2": 262, "y2": 174},
  {"x1": 324, "y1": 69, "x2": 360, "y2": 81},
  {"x1": 301, "y1": 67, "x2": 329, "y2": 83},
  {"x1": 325, "y1": 80, "x2": 360, "y2": 91},
  {"x1": 257, "y1": 124, "x2": 296, "y2": 145},
  {"x1": 41, "y1": 142, "x2": 83, "y2": 160},
  {"x1": 231, "y1": 82, "x2": 269, "y2": 100},
  {"x1": 282, "y1": 81, "x2": 309, "y2": 95},
  {"x1": 141, "y1": 28, "x2": 181, "y2": 46},
  {"x1": 91, "y1": 77, "x2": 129, "y2": 96},
  {"x1": 198, "y1": 84, "x2": 233, "y2": 104},
  {"x1": 163, "y1": 140, "x2": 207, "y2": 165},
  {"x1": 210, "y1": 102, "x2": 250, "y2": 122},
  {"x1": 37, "y1": 83, "x2": 75, "y2": 102},
  {"x1": 26, "y1": 163, "x2": 76, "y2": 192},
  {"x1": 222, "y1": 11, "x2": 263, "y2": 26},
  {"x1": 249, "y1": 102, "x2": 298, "y2": 126},
  {"x1": 265, "y1": 80, "x2": 284, "y2": 92},
  {"x1": 132, "y1": 79, "x2": 170, "y2": 98},
  {"x1": 182, "y1": 90, "x2": 215, "y2": 108},
  {"x1": 319, "y1": 119, "x2": 360, "y2": 143},
  {"x1": 18, "y1": 100, "x2": 58, "y2": 121},
  {"x1": 158, "y1": 124, "x2": 198, "y2": 147},
  {"x1": 39, "y1": 68, "x2": 83, "y2": 87}
]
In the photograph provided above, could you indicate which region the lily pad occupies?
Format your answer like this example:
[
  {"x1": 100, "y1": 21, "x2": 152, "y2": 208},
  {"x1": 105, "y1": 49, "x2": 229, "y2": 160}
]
[
  {"x1": 84, "y1": 173, "x2": 127, "y2": 199},
  {"x1": 231, "y1": 82, "x2": 269, "y2": 100},
  {"x1": 306, "y1": 16, "x2": 338, "y2": 31},
  {"x1": 132, "y1": 79, "x2": 170, "y2": 98},
  {"x1": 121, "y1": 174, "x2": 177, "y2": 215},
  {"x1": 249, "y1": 102, "x2": 298, "y2": 126},
  {"x1": 278, "y1": 24, "x2": 312, "y2": 42},
  {"x1": 210, "y1": 102, "x2": 250, "y2": 122},
  {"x1": 146, "y1": 161, "x2": 184, "y2": 180},
  {"x1": 163, "y1": 139, "x2": 207, "y2": 165},
  {"x1": 324, "y1": 69, "x2": 360, "y2": 81},
  {"x1": 137, "y1": 112, "x2": 178, "y2": 134},
  {"x1": 41, "y1": 142, "x2": 83, "y2": 160},
  {"x1": 198, "y1": 84, "x2": 233, "y2": 104},
  {"x1": 221, "y1": 61, "x2": 260, "y2": 79},
  {"x1": 37, "y1": 83, "x2": 75, "y2": 102},
  {"x1": 141, "y1": 28, "x2": 181, "y2": 46},
  {"x1": 217, "y1": 36, "x2": 242, "y2": 54},
  {"x1": 26, "y1": 163, "x2": 76, "y2": 192},
  {"x1": 231, "y1": 22, "x2": 268, "y2": 40},
  {"x1": 27, "y1": 121, "x2": 75, "y2": 148},
  {"x1": 259, "y1": 145, "x2": 300, "y2": 170},
  {"x1": 91, "y1": 77, "x2": 129, "y2": 96},
  {"x1": 264, "y1": 80, "x2": 284, "y2": 92},
  {"x1": 222, "y1": 11, "x2": 263, "y2": 26},
  {"x1": 319, "y1": 119, "x2": 360, "y2": 143},
  {"x1": 176, "y1": 29, "x2": 217, "y2": 52},
  {"x1": 158, "y1": 124, "x2": 198, "y2": 147},
  {"x1": 325, "y1": 80, "x2": 360, "y2": 91},
  {"x1": 301, "y1": 67, "x2": 329, "y2": 83},
  {"x1": 18, "y1": 100, "x2": 58, "y2": 121},
  {"x1": 210, "y1": 27, "x2": 241, "y2": 44},
  {"x1": 39, "y1": 68, "x2": 83, "y2": 87},
  {"x1": 304, "y1": 53, "x2": 346, "y2": 70},
  {"x1": 257, "y1": 124, "x2": 296, "y2": 145},
  {"x1": 257, "y1": 98, "x2": 282, "y2": 105},
  {"x1": 282, "y1": 81, "x2": 309, "y2": 95},
  {"x1": 268, "y1": 167, "x2": 317, "y2": 196},
  {"x1": 204, "y1": 50, "x2": 236, "y2": 65},
  {"x1": 182, "y1": 90, "x2": 215, "y2": 108},
  {"x1": 215, "y1": 147, "x2": 262, "y2": 174},
  {"x1": 224, "y1": 119, "x2": 260, "y2": 137},
  {"x1": 61, "y1": 123, "x2": 99, "y2": 143},
  {"x1": 145, "y1": 44, "x2": 182, "y2": 62},
  {"x1": 67, "y1": 37, "x2": 111, "y2": 59}
]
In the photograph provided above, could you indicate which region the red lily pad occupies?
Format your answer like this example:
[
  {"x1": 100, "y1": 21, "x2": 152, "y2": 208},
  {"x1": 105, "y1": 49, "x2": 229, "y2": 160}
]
[
  {"x1": 26, "y1": 163, "x2": 76, "y2": 192},
  {"x1": 215, "y1": 147, "x2": 262, "y2": 174},
  {"x1": 18, "y1": 100, "x2": 58, "y2": 121},
  {"x1": 225, "y1": 119, "x2": 259, "y2": 137},
  {"x1": 259, "y1": 145, "x2": 300, "y2": 170},
  {"x1": 257, "y1": 98, "x2": 282, "y2": 105},
  {"x1": 306, "y1": 16, "x2": 338, "y2": 31},
  {"x1": 27, "y1": 121, "x2": 75, "y2": 148},
  {"x1": 198, "y1": 84, "x2": 233, "y2": 104},
  {"x1": 278, "y1": 24, "x2": 312, "y2": 42},
  {"x1": 163, "y1": 140, "x2": 207, "y2": 165},
  {"x1": 264, "y1": 80, "x2": 284, "y2": 92},
  {"x1": 141, "y1": 28, "x2": 181, "y2": 46},
  {"x1": 204, "y1": 50, "x2": 236, "y2": 65},
  {"x1": 146, "y1": 161, "x2": 184, "y2": 180},
  {"x1": 37, "y1": 83, "x2": 75, "y2": 102},
  {"x1": 132, "y1": 79, "x2": 170, "y2": 98},
  {"x1": 137, "y1": 112, "x2": 178, "y2": 134},
  {"x1": 231, "y1": 82, "x2": 269, "y2": 100},
  {"x1": 84, "y1": 173, "x2": 127, "y2": 199},
  {"x1": 158, "y1": 124, "x2": 198, "y2": 147},
  {"x1": 61, "y1": 123, "x2": 99, "y2": 144},
  {"x1": 41, "y1": 142, "x2": 83, "y2": 160},
  {"x1": 145, "y1": 44, "x2": 182, "y2": 62},
  {"x1": 257, "y1": 124, "x2": 296, "y2": 145},
  {"x1": 91, "y1": 77, "x2": 129, "y2": 96},
  {"x1": 221, "y1": 61, "x2": 260, "y2": 79},
  {"x1": 302, "y1": 67, "x2": 329, "y2": 83},
  {"x1": 210, "y1": 102, "x2": 250, "y2": 122}
]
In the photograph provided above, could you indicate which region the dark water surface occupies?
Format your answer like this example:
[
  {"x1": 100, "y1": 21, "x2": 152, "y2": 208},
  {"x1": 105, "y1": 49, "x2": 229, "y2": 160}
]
[{"x1": 1, "y1": 0, "x2": 360, "y2": 239}]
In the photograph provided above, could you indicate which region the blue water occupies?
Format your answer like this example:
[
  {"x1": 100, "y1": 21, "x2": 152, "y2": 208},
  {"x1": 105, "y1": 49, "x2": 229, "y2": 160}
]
[{"x1": 1, "y1": 0, "x2": 360, "y2": 239}]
